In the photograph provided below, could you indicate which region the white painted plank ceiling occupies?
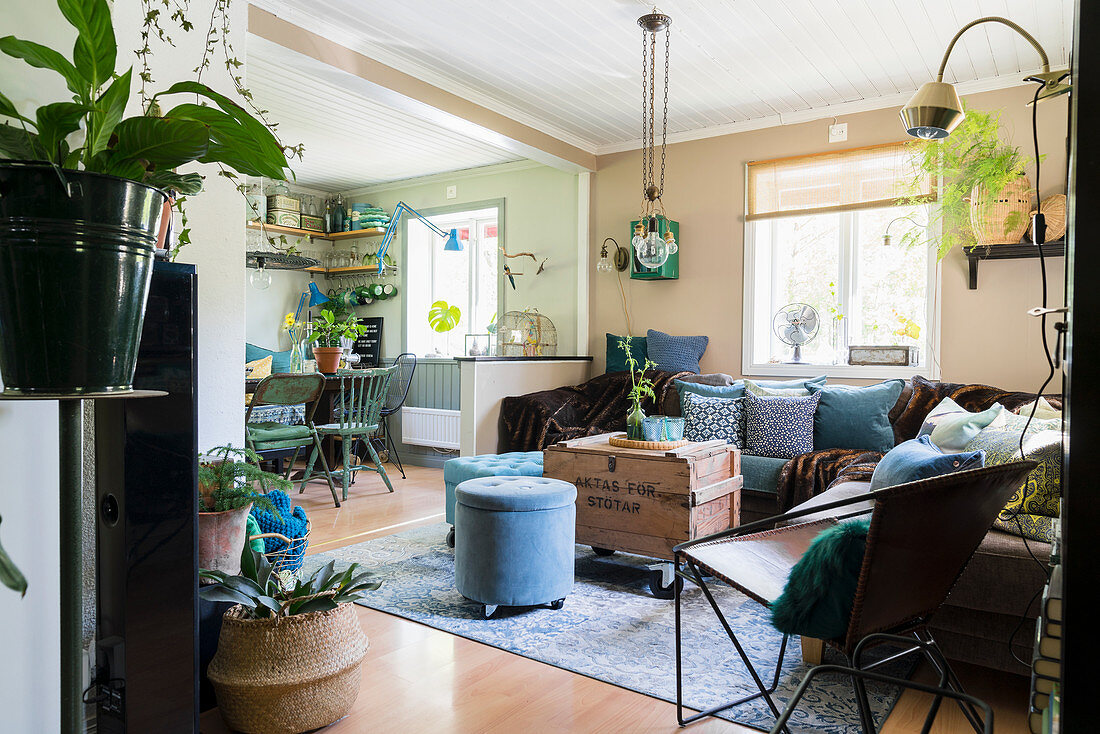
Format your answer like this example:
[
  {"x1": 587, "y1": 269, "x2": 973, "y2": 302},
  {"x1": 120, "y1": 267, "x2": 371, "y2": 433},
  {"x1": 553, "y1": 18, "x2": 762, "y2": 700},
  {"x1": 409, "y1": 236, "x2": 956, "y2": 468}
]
[
  {"x1": 247, "y1": 36, "x2": 522, "y2": 190},
  {"x1": 250, "y1": 0, "x2": 1072, "y2": 156}
]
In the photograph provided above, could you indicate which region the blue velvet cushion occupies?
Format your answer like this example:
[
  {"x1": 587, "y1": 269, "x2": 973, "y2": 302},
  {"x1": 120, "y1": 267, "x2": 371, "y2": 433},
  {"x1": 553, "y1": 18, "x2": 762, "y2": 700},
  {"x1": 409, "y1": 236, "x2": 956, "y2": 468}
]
[
  {"x1": 917, "y1": 397, "x2": 1004, "y2": 452},
  {"x1": 246, "y1": 342, "x2": 294, "y2": 373},
  {"x1": 681, "y1": 392, "x2": 745, "y2": 447},
  {"x1": 675, "y1": 374, "x2": 826, "y2": 403},
  {"x1": 605, "y1": 333, "x2": 647, "y2": 373},
  {"x1": 807, "y1": 379, "x2": 905, "y2": 453},
  {"x1": 646, "y1": 329, "x2": 708, "y2": 373},
  {"x1": 743, "y1": 392, "x2": 821, "y2": 459},
  {"x1": 868, "y1": 435, "x2": 985, "y2": 491},
  {"x1": 770, "y1": 519, "x2": 870, "y2": 640}
]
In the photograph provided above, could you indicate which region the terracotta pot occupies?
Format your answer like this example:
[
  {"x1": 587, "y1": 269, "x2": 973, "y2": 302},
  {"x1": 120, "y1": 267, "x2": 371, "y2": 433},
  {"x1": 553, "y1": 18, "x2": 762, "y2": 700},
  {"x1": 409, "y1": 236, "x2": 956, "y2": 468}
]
[
  {"x1": 198, "y1": 504, "x2": 253, "y2": 581},
  {"x1": 209, "y1": 603, "x2": 369, "y2": 734},
  {"x1": 312, "y1": 346, "x2": 343, "y2": 374}
]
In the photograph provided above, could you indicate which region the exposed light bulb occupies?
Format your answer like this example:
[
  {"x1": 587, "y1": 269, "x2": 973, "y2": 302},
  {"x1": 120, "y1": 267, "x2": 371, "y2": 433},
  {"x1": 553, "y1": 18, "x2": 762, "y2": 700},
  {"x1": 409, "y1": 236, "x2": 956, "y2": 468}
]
[
  {"x1": 596, "y1": 255, "x2": 614, "y2": 273},
  {"x1": 664, "y1": 229, "x2": 678, "y2": 255},
  {"x1": 637, "y1": 227, "x2": 669, "y2": 269},
  {"x1": 631, "y1": 221, "x2": 647, "y2": 257},
  {"x1": 250, "y1": 264, "x2": 272, "y2": 290}
]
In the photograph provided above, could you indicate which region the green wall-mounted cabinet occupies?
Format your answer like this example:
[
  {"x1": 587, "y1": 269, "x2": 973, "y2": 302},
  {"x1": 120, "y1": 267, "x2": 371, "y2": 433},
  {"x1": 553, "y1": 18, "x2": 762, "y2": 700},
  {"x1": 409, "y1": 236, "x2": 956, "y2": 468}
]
[{"x1": 629, "y1": 216, "x2": 679, "y2": 280}]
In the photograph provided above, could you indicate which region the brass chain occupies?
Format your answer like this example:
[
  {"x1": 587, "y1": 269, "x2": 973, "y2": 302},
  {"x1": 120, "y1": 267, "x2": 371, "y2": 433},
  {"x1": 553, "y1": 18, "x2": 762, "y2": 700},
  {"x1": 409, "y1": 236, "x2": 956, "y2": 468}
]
[
  {"x1": 641, "y1": 26, "x2": 649, "y2": 204},
  {"x1": 659, "y1": 25, "x2": 669, "y2": 201}
]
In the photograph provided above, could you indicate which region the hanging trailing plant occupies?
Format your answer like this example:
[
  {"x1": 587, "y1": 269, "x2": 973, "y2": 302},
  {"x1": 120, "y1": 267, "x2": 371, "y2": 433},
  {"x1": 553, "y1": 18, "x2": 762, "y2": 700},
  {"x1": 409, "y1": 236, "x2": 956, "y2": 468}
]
[{"x1": 901, "y1": 104, "x2": 1039, "y2": 260}]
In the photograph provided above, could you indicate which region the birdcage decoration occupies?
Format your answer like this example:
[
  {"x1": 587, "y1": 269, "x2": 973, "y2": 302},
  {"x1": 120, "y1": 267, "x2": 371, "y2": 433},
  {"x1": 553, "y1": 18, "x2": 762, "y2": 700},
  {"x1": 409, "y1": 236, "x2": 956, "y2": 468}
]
[{"x1": 497, "y1": 309, "x2": 557, "y2": 357}]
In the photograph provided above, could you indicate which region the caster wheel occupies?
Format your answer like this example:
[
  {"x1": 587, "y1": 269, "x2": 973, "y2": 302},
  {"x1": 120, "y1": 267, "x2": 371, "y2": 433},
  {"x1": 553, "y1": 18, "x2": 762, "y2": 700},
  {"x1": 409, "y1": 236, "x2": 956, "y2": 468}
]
[
  {"x1": 446, "y1": 527, "x2": 455, "y2": 548},
  {"x1": 483, "y1": 604, "x2": 498, "y2": 618},
  {"x1": 648, "y1": 570, "x2": 684, "y2": 600},
  {"x1": 549, "y1": 598, "x2": 565, "y2": 610},
  {"x1": 592, "y1": 546, "x2": 616, "y2": 557}
]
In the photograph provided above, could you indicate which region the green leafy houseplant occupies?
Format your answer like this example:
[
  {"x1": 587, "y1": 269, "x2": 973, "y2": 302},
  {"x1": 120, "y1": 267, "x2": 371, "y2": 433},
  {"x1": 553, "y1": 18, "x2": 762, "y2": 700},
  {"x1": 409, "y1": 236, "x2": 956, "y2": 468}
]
[
  {"x1": 0, "y1": 0, "x2": 293, "y2": 207},
  {"x1": 198, "y1": 445, "x2": 286, "y2": 516},
  {"x1": 307, "y1": 310, "x2": 368, "y2": 349},
  {"x1": 902, "y1": 105, "x2": 1037, "y2": 260},
  {"x1": 200, "y1": 549, "x2": 380, "y2": 618},
  {"x1": 619, "y1": 336, "x2": 657, "y2": 440},
  {"x1": 428, "y1": 300, "x2": 462, "y2": 333}
]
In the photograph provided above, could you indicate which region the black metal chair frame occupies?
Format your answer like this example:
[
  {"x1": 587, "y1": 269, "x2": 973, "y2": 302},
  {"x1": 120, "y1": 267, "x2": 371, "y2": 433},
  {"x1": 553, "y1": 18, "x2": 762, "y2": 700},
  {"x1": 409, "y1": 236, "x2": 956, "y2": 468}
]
[
  {"x1": 672, "y1": 487, "x2": 994, "y2": 734},
  {"x1": 371, "y1": 352, "x2": 416, "y2": 479}
]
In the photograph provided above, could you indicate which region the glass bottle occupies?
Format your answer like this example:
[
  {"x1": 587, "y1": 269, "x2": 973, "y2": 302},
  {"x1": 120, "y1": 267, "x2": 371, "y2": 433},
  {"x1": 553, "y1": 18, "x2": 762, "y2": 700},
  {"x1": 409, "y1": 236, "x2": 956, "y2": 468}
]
[
  {"x1": 333, "y1": 194, "x2": 347, "y2": 233},
  {"x1": 324, "y1": 198, "x2": 335, "y2": 234},
  {"x1": 627, "y1": 402, "x2": 646, "y2": 440},
  {"x1": 274, "y1": 181, "x2": 290, "y2": 196},
  {"x1": 350, "y1": 243, "x2": 359, "y2": 267}
]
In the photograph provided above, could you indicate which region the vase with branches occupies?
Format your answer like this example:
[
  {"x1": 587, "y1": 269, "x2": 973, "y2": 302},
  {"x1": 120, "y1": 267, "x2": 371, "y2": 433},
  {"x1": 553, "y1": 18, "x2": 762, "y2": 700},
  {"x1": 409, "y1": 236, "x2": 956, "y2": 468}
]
[{"x1": 619, "y1": 336, "x2": 657, "y2": 440}]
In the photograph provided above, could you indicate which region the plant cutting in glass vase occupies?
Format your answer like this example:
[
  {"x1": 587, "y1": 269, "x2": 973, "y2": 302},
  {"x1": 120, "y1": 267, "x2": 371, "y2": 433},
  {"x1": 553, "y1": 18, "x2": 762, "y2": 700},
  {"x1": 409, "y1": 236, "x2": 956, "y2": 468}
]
[{"x1": 619, "y1": 336, "x2": 657, "y2": 440}]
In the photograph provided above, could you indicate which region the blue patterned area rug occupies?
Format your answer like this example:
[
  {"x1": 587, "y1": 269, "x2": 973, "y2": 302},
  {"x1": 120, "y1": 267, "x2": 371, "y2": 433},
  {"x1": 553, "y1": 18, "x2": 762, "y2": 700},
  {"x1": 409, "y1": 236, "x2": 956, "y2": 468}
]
[{"x1": 308, "y1": 523, "x2": 906, "y2": 733}]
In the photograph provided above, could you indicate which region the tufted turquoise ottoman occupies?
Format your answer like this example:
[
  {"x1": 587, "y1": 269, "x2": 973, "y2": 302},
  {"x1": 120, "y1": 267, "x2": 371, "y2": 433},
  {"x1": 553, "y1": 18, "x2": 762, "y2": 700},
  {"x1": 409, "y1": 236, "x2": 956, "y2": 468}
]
[
  {"x1": 443, "y1": 451, "x2": 543, "y2": 546},
  {"x1": 454, "y1": 476, "x2": 576, "y2": 618}
]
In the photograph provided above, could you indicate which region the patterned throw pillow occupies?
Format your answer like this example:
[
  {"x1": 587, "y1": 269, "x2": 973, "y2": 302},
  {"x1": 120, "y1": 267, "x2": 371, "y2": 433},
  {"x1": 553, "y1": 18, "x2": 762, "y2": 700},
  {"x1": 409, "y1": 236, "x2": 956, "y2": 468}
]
[
  {"x1": 743, "y1": 392, "x2": 821, "y2": 459},
  {"x1": 646, "y1": 329, "x2": 708, "y2": 373},
  {"x1": 964, "y1": 413, "x2": 1062, "y2": 542},
  {"x1": 246, "y1": 355, "x2": 273, "y2": 380},
  {"x1": 681, "y1": 392, "x2": 744, "y2": 447}
]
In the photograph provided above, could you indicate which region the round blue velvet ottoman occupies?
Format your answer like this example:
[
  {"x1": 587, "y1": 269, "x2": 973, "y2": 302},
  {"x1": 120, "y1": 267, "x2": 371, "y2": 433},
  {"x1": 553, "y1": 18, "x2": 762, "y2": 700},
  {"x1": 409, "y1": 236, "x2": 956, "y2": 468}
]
[
  {"x1": 454, "y1": 476, "x2": 576, "y2": 618},
  {"x1": 444, "y1": 452, "x2": 544, "y2": 546}
]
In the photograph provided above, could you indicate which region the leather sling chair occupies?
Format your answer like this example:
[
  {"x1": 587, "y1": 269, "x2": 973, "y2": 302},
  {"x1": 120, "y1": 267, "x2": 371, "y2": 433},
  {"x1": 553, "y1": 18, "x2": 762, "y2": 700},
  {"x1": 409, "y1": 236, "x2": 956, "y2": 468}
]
[{"x1": 672, "y1": 461, "x2": 1037, "y2": 734}]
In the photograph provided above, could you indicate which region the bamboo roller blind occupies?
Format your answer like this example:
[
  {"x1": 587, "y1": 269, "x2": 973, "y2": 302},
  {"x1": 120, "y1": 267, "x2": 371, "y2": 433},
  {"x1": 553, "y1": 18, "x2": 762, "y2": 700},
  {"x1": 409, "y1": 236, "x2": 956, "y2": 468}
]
[{"x1": 746, "y1": 142, "x2": 934, "y2": 220}]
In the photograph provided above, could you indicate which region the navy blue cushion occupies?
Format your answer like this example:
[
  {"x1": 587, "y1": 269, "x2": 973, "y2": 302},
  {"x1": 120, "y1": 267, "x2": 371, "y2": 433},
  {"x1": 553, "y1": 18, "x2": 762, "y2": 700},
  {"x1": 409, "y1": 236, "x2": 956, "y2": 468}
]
[
  {"x1": 681, "y1": 392, "x2": 744, "y2": 447},
  {"x1": 605, "y1": 334, "x2": 647, "y2": 373},
  {"x1": 808, "y1": 379, "x2": 905, "y2": 453},
  {"x1": 646, "y1": 329, "x2": 708, "y2": 373},
  {"x1": 869, "y1": 435, "x2": 985, "y2": 491},
  {"x1": 743, "y1": 392, "x2": 820, "y2": 459}
]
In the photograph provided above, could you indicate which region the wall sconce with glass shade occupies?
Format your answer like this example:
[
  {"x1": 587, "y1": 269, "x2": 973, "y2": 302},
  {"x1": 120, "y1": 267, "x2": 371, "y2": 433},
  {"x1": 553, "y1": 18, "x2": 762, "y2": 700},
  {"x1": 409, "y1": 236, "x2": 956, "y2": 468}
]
[
  {"x1": 899, "y1": 16, "x2": 1070, "y2": 140},
  {"x1": 597, "y1": 237, "x2": 630, "y2": 273}
]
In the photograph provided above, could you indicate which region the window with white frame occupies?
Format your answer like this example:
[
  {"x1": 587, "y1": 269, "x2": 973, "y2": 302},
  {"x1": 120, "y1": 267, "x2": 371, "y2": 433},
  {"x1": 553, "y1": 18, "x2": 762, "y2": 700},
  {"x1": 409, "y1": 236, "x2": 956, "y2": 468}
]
[
  {"x1": 743, "y1": 143, "x2": 939, "y2": 378},
  {"x1": 405, "y1": 206, "x2": 499, "y2": 358}
]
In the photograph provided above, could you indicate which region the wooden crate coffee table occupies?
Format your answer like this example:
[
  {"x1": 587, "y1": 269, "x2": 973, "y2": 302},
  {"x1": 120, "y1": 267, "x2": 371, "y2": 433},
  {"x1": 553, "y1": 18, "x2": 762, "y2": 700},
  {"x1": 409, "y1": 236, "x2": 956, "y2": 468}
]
[{"x1": 543, "y1": 433, "x2": 742, "y2": 597}]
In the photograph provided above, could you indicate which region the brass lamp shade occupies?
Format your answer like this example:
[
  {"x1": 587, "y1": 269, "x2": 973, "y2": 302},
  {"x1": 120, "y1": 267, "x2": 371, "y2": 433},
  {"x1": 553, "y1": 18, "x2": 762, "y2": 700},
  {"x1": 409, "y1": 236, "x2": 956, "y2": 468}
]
[{"x1": 900, "y1": 81, "x2": 965, "y2": 139}]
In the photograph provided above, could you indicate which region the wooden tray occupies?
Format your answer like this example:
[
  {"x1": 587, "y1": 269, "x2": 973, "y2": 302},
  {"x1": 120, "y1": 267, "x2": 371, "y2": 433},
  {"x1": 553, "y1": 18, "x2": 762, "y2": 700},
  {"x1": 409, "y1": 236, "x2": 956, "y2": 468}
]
[{"x1": 607, "y1": 433, "x2": 689, "y2": 451}]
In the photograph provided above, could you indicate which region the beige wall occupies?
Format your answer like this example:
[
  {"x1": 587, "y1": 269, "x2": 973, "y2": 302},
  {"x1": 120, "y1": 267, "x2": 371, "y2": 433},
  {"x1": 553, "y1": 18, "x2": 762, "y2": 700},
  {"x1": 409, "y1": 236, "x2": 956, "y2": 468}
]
[
  {"x1": 589, "y1": 86, "x2": 1068, "y2": 392},
  {"x1": 346, "y1": 163, "x2": 583, "y2": 358}
]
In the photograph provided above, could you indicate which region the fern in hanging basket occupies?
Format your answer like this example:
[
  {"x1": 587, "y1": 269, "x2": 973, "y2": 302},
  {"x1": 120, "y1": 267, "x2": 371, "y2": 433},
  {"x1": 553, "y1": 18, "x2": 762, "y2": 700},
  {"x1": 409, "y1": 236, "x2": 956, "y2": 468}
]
[{"x1": 902, "y1": 105, "x2": 1040, "y2": 259}]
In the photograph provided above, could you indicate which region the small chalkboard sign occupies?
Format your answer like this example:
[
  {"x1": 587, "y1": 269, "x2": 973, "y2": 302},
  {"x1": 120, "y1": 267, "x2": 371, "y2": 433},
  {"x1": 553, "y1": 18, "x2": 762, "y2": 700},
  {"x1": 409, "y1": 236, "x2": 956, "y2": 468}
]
[{"x1": 352, "y1": 317, "x2": 383, "y2": 367}]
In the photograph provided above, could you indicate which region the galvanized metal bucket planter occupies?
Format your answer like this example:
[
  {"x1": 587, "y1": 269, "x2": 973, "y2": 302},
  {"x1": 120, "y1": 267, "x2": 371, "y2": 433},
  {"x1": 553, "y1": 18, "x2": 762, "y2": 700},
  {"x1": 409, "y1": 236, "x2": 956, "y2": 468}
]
[{"x1": 0, "y1": 161, "x2": 168, "y2": 395}]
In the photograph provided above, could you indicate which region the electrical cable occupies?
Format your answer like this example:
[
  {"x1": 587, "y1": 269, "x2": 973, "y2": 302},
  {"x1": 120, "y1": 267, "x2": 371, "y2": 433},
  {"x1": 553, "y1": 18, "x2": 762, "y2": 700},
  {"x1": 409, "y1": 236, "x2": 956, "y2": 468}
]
[{"x1": 1005, "y1": 81, "x2": 1062, "y2": 669}]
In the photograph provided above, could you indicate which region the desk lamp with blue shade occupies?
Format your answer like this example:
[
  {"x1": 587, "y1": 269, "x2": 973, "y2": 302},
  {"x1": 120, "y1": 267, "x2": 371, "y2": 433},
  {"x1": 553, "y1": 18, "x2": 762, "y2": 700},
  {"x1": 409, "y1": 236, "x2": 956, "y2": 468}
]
[{"x1": 376, "y1": 201, "x2": 462, "y2": 274}]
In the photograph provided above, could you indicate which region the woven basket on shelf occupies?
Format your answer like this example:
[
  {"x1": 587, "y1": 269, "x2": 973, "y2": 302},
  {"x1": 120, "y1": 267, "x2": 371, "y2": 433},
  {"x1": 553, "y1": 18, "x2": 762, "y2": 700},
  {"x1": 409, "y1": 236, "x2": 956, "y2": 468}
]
[
  {"x1": 209, "y1": 603, "x2": 369, "y2": 734},
  {"x1": 968, "y1": 176, "x2": 1032, "y2": 245},
  {"x1": 1029, "y1": 194, "x2": 1067, "y2": 242}
]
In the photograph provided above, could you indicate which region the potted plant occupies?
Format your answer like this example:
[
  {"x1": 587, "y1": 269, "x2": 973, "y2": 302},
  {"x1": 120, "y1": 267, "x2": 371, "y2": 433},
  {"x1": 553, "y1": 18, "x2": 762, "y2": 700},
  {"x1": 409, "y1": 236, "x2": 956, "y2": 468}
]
[
  {"x1": 201, "y1": 549, "x2": 380, "y2": 734},
  {"x1": 0, "y1": 0, "x2": 294, "y2": 396},
  {"x1": 198, "y1": 445, "x2": 285, "y2": 579},
  {"x1": 307, "y1": 310, "x2": 368, "y2": 374},
  {"x1": 619, "y1": 336, "x2": 657, "y2": 440},
  {"x1": 903, "y1": 105, "x2": 1037, "y2": 259}
]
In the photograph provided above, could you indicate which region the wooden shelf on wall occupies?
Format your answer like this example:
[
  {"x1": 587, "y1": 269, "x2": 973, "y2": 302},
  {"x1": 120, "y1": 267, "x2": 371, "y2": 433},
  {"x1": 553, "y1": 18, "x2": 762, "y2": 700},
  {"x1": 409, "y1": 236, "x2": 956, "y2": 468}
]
[
  {"x1": 247, "y1": 221, "x2": 386, "y2": 241},
  {"x1": 305, "y1": 265, "x2": 399, "y2": 277},
  {"x1": 962, "y1": 240, "x2": 1066, "y2": 289}
]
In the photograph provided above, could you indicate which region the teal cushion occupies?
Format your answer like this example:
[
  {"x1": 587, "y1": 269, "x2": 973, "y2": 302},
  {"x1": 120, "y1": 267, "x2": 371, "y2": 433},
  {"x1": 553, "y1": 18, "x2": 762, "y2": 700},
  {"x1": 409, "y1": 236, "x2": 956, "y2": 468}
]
[
  {"x1": 741, "y1": 455, "x2": 787, "y2": 493},
  {"x1": 808, "y1": 379, "x2": 905, "y2": 453},
  {"x1": 247, "y1": 422, "x2": 313, "y2": 443},
  {"x1": 675, "y1": 374, "x2": 826, "y2": 404},
  {"x1": 246, "y1": 343, "x2": 293, "y2": 373},
  {"x1": 770, "y1": 519, "x2": 870, "y2": 640},
  {"x1": 869, "y1": 435, "x2": 985, "y2": 491},
  {"x1": 606, "y1": 334, "x2": 647, "y2": 373}
]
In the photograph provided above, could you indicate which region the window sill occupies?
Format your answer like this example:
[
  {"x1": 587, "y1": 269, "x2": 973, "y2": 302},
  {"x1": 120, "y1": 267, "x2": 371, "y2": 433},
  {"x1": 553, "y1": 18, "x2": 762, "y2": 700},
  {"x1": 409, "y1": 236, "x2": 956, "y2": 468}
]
[{"x1": 743, "y1": 362, "x2": 938, "y2": 382}]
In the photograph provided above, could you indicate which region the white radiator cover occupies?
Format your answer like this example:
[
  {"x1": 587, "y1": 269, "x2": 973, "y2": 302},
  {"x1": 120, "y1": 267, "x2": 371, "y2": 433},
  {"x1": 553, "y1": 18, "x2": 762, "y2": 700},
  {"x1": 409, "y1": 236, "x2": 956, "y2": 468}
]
[{"x1": 401, "y1": 407, "x2": 461, "y2": 449}]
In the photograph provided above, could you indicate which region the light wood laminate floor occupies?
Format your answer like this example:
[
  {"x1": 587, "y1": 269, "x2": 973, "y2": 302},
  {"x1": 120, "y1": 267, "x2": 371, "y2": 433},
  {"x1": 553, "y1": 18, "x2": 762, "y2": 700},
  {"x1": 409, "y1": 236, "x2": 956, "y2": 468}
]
[{"x1": 200, "y1": 464, "x2": 1031, "y2": 733}]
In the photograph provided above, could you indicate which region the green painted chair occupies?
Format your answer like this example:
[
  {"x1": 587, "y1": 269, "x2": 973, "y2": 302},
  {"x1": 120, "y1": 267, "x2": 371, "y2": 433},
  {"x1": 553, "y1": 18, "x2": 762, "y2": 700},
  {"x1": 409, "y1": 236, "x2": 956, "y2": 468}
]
[
  {"x1": 245, "y1": 373, "x2": 340, "y2": 506},
  {"x1": 301, "y1": 366, "x2": 398, "y2": 502}
]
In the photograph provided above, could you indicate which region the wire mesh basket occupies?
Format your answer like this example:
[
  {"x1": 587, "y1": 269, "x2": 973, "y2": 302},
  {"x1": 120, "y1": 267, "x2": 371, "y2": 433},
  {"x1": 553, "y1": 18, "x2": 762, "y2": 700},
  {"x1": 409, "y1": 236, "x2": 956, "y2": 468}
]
[
  {"x1": 496, "y1": 308, "x2": 557, "y2": 357},
  {"x1": 249, "y1": 521, "x2": 311, "y2": 574}
]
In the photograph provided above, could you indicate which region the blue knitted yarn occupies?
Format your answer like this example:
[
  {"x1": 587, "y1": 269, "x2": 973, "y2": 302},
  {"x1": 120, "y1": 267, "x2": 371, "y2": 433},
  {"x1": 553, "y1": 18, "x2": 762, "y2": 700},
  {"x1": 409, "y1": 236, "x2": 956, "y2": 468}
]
[{"x1": 250, "y1": 491, "x2": 310, "y2": 571}]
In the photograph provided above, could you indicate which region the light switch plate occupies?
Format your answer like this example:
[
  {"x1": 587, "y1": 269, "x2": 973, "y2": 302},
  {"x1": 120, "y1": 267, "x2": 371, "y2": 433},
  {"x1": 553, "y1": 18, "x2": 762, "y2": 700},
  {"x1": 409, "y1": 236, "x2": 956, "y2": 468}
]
[
  {"x1": 446, "y1": 185, "x2": 457, "y2": 199},
  {"x1": 828, "y1": 122, "x2": 848, "y2": 143}
]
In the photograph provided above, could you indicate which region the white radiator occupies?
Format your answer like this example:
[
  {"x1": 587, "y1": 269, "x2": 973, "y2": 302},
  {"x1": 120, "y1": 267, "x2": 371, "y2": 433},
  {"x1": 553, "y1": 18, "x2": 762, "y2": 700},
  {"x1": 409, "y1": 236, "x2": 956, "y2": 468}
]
[{"x1": 401, "y1": 407, "x2": 461, "y2": 449}]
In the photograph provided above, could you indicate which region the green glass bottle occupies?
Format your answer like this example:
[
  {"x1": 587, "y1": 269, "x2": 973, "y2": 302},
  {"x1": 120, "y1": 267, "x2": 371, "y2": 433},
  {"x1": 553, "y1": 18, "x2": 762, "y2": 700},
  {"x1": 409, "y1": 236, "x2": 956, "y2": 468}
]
[{"x1": 626, "y1": 403, "x2": 646, "y2": 440}]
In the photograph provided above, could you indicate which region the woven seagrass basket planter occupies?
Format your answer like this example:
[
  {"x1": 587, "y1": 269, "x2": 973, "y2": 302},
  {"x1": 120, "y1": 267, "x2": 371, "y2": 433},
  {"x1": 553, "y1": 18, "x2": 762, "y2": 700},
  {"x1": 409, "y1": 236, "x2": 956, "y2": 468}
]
[
  {"x1": 968, "y1": 175, "x2": 1033, "y2": 245},
  {"x1": 209, "y1": 603, "x2": 369, "y2": 734}
]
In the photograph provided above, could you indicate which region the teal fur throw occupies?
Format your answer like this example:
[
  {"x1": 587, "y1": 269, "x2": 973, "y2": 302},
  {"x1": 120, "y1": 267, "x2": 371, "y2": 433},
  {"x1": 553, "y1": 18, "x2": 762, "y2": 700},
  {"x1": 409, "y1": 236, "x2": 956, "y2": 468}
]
[{"x1": 770, "y1": 519, "x2": 871, "y2": 640}]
